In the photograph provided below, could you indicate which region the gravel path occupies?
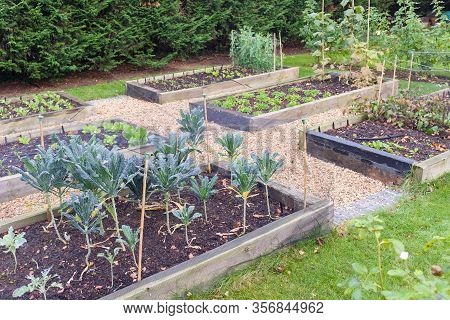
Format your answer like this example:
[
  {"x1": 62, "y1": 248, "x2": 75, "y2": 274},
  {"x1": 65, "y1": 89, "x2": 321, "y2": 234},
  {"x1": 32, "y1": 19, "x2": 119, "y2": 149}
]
[{"x1": 0, "y1": 96, "x2": 386, "y2": 220}]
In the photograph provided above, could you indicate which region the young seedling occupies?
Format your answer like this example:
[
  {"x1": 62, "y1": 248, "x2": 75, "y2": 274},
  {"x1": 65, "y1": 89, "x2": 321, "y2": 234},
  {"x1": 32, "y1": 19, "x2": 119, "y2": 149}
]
[
  {"x1": 149, "y1": 153, "x2": 200, "y2": 234},
  {"x1": 251, "y1": 151, "x2": 284, "y2": 219},
  {"x1": 231, "y1": 158, "x2": 258, "y2": 235},
  {"x1": 172, "y1": 203, "x2": 202, "y2": 247},
  {"x1": 66, "y1": 191, "x2": 106, "y2": 280},
  {"x1": 12, "y1": 267, "x2": 63, "y2": 300},
  {"x1": 14, "y1": 147, "x2": 69, "y2": 244},
  {"x1": 116, "y1": 225, "x2": 139, "y2": 268},
  {"x1": 217, "y1": 132, "x2": 243, "y2": 182},
  {"x1": 189, "y1": 175, "x2": 218, "y2": 222},
  {"x1": 0, "y1": 227, "x2": 27, "y2": 273},
  {"x1": 97, "y1": 247, "x2": 121, "y2": 288}
]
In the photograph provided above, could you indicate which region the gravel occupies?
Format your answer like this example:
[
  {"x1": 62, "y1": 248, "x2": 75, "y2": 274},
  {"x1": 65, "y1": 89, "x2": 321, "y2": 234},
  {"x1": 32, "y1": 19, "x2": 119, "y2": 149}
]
[{"x1": 0, "y1": 96, "x2": 385, "y2": 220}]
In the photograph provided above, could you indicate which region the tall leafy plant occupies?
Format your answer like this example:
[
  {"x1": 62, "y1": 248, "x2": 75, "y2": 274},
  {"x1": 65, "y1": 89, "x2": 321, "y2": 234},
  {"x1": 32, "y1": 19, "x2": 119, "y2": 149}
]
[
  {"x1": 172, "y1": 203, "x2": 202, "y2": 247},
  {"x1": 190, "y1": 175, "x2": 218, "y2": 222},
  {"x1": 177, "y1": 109, "x2": 206, "y2": 152},
  {"x1": 231, "y1": 158, "x2": 258, "y2": 235},
  {"x1": 217, "y1": 132, "x2": 243, "y2": 168},
  {"x1": 251, "y1": 151, "x2": 284, "y2": 219}
]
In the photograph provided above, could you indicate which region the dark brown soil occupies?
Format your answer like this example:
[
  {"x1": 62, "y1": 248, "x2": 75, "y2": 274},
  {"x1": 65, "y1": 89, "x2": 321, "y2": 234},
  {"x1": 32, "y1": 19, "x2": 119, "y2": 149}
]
[
  {"x1": 147, "y1": 66, "x2": 257, "y2": 92},
  {"x1": 0, "y1": 170, "x2": 295, "y2": 300},
  {"x1": 382, "y1": 69, "x2": 450, "y2": 85},
  {"x1": 0, "y1": 128, "x2": 129, "y2": 178},
  {"x1": 214, "y1": 76, "x2": 356, "y2": 116},
  {"x1": 327, "y1": 120, "x2": 449, "y2": 161}
]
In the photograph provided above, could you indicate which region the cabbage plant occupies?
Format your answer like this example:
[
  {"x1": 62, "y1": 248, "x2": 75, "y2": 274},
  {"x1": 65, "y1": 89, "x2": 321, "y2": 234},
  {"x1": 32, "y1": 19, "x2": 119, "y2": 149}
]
[{"x1": 251, "y1": 151, "x2": 284, "y2": 219}]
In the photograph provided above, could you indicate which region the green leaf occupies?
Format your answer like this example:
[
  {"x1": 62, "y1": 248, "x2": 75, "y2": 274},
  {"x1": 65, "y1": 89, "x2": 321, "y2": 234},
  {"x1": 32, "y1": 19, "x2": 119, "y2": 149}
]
[
  {"x1": 352, "y1": 262, "x2": 368, "y2": 275},
  {"x1": 387, "y1": 269, "x2": 409, "y2": 277}
]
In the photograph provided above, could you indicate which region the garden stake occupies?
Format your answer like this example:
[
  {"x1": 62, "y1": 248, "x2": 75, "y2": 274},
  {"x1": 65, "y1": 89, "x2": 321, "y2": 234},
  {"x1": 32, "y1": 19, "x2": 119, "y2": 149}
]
[
  {"x1": 38, "y1": 114, "x2": 44, "y2": 148},
  {"x1": 302, "y1": 119, "x2": 308, "y2": 210},
  {"x1": 392, "y1": 55, "x2": 398, "y2": 95},
  {"x1": 273, "y1": 33, "x2": 277, "y2": 71},
  {"x1": 321, "y1": 0, "x2": 325, "y2": 73},
  {"x1": 279, "y1": 31, "x2": 283, "y2": 69},
  {"x1": 203, "y1": 94, "x2": 211, "y2": 173},
  {"x1": 407, "y1": 52, "x2": 415, "y2": 91},
  {"x1": 377, "y1": 59, "x2": 386, "y2": 105},
  {"x1": 137, "y1": 155, "x2": 149, "y2": 282},
  {"x1": 366, "y1": 0, "x2": 371, "y2": 66}
]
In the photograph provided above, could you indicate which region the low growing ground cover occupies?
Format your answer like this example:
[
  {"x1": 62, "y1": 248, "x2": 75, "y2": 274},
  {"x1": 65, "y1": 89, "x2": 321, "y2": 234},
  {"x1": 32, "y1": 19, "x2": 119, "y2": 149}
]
[
  {"x1": 190, "y1": 174, "x2": 450, "y2": 300},
  {"x1": 213, "y1": 77, "x2": 354, "y2": 116},
  {"x1": 0, "y1": 121, "x2": 148, "y2": 177},
  {"x1": 147, "y1": 66, "x2": 256, "y2": 92},
  {"x1": 328, "y1": 94, "x2": 449, "y2": 161},
  {"x1": 0, "y1": 92, "x2": 76, "y2": 120}
]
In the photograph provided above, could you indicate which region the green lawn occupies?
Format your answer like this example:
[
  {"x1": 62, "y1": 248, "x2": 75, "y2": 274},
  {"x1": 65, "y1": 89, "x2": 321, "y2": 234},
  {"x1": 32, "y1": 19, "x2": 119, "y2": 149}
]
[
  {"x1": 189, "y1": 174, "x2": 450, "y2": 300},
  {"x1": 398, "y1": 80, "x2": 448, "y2": 97},
  {"x1": 66, "y1": 80, "x2": 126, "y2": 101},
  {"x1": 283, "y1": 53, "x2": 316, "y2": 77}
]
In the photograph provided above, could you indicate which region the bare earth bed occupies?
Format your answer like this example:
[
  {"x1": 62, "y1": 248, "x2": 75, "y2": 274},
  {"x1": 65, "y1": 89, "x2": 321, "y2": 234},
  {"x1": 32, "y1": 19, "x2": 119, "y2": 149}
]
[
  {"x1": 0, "y1": 170, "x2": 294, "y2": 300},
  {"x1": 0, "y1": 96, "x2": 385, "y2": 219},
  {"x1": 146, "y1": 66, "x2": 256, "y2": 91},
  {"x1": 327, "y1": 120, "x2": 449, "y2": 161}
]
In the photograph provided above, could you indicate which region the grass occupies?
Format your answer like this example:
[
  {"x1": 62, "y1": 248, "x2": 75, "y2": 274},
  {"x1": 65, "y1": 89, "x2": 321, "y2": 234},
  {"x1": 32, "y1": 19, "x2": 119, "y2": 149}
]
[
  {"x1": 398, "y1": 80, "x2": 448, "y2": 97},
  {"x1": 66, "y1": 80, "x2": 126, "y2": 101},
  {"x1": 188, "y1": 174, "x2": 450, "y2": 300},
  {"x1": 283, "y1": 53, "x2": 316, "y2": 77}
]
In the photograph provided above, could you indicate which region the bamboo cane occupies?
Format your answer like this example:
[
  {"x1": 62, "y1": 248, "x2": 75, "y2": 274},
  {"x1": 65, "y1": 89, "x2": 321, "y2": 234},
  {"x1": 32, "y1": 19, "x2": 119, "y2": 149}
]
[
  {"x1": 407, "y1": 52, "x2": 415, "y2": 91},
  {"x1": 302, "y1": 119, "x2": 308, "y2": 210},
  {"x1": 366, "y1": 0, "x2": 371, "y2": 67},
  {"x1": 38, "y1": 114, "x2": 44, "y2": 148},
  {"x1": 203, "y1": 94, "x2": 211, "y2": 173},
  {"x1": 377, "y1": 59, "x2": 386, "y2": 105},
  {"x1": 392, "y1": 55, "x2": 398, "y2": 96},
  {"x1": 321, "y1": 0, "x2": 325, "y2": 70},
  {"x1": 273, "y1": 33, "x2": 277, "y2": 71},
  {"x1": 279, "y1": 31, "x2": 283, "y2": 70},
  {"x1": 137, "y1": 155, "x2": 149, "y2": 282}
]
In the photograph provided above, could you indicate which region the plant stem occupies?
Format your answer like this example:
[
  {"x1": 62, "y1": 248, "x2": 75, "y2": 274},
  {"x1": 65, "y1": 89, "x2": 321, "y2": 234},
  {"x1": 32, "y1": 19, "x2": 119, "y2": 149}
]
[
  {"x1": 242, "y1": 197, "x2": 247, "y2": 235},
  {"x1": 132, "y1": 251, "x2": 138, "y2": 268},
  {"x1": 264, "y1": 184, "x2": 271, "y2": 219},
  {"x1": 85, "y1": 233, "x2": 91, "y2": 268},
  {"x1": 184, "y1": 225, "x2": 189, "y2": 246},
  {"x1": 110, "y1": 198, "x2": 124, "y2": 250},
  {"x1": 165, "y1": 192, "x2": 172, "y2": 234},
  {"x1": 46, "y1": 193, "x2": 66, "y2": 244},
  {"x1": 12, "y1": 251, "x2": 17, "y2": 273},
  {"x1": 110, "y1": 264, "x2": 114, "y2": 288},
  {"x1": 203, "y1": 200, "x2": 208, "y2": 222},
  {"x1": 376, "y1": 237, "x2": 384, "y2": 289},
  {"x1": 57, "y1": 190, "x2": 64, "y2": 227}
]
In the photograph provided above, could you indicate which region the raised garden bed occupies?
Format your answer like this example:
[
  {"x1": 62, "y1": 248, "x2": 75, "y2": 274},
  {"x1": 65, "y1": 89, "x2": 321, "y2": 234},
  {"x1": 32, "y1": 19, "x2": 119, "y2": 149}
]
[
  {"x1": 126, "y1": 66, "x2": 300, "y2": 104},
  {"x1": 0, "y1": 91, "x2": 93, "y2": 136},
  {"x1": 0, "y1": 121, "x2": 155, "y2": 203},
  {"x1": 304, "y1": 89, "x2": 450, "y2": 184},
  {"x1": 190, "y1": 76, "x2": 399, "y2": 131},
  {"x1": 0, "y1": 164, "x2": 333, "y2": 300}
]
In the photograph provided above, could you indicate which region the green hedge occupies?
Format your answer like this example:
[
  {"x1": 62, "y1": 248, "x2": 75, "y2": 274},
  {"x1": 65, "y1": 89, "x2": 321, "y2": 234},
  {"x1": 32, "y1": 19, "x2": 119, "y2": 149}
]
[{"x1": 0, "y1": 0, "x2": 309, "y2": 80}]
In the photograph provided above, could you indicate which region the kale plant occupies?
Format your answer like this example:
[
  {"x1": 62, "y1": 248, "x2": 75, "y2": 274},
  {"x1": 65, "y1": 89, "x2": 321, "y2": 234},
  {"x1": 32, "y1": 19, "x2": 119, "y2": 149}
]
[
  {"x1": 0, "y1": 227, "x2": 27, "y2": 273},
  {"x1": 251, "y1": 151, "x2": 284, "y2": 218},
  {"x1": 189, "y1": 175, "x2": 218, "y2": 222},
  {"x1": 177, "y1": 109, "x2": 206, "y2": 152},
  {"x1": 231, "y1": 158, "x2": 258, "y2": 234},
  {"x1": 172, "y1": 203, "x2": 202, "y2": 247},
  {"x1": 116, "y1": 225, "x2": 139, "y2": 268},
  {"x1": 98, "y1": 247, "x2": 121, "y2": 288},
  {"x1": 217, "y1": 132, "x2": 243, "y2": 182},
  {"x1": 12, "y1": 267, "x2": 63, "y2": 300},
  {"x1": 66, "y1": 191, "x2": 106, "y2": 279}
]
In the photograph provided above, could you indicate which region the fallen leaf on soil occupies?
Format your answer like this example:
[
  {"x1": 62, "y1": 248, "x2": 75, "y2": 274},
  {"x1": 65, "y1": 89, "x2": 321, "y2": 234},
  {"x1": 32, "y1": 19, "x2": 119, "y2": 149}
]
[
  {"x1": 95, "y1": 285, "x2": 103, "y2": 290},
  {"x1": 188, "y1": 253, "x2": 195, "y2": 259}
]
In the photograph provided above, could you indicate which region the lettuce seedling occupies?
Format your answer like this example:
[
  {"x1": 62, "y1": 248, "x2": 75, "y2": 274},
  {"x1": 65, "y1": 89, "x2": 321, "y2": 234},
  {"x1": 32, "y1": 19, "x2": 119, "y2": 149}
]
[
  {"x1": 66, "y1": 191, "x2": 106, "y2": 279},
  {"x1": 82, "y1": 124, "x2": 101, "y2": 135},
  {"x1": 123, "y1": 125, "x2": 148, "y2": 147},
  {"x1": 178, "y1": 109, "x2": 206, "y2": 152},
  {"x1": 0, "y1": 227, "x2": 27, "y2": 273},
  {"x1": 251, "y1": 151, "x2": 284, "y2": 219},
  {"x1": 149, "y1": 153, "x2": 200, "y2": 233},
  {"x1": 231, "y1": 158, "x2": 258, "y2": 234},
  {"x1": 98, "y1": 247, "x2": 121, "y2": 288},
  {"x1": 116, "y1": 225, "x2": 139, "y2": 268},
  {"x1": 12, "y1": 267, "x2": 63, "y2": 300},
  {"x1": 172, "y1": 203, "x2": 202, "y2": 247},
  {"x1": 189, "y1": 175, "x2": 218, "y2": 222}
]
